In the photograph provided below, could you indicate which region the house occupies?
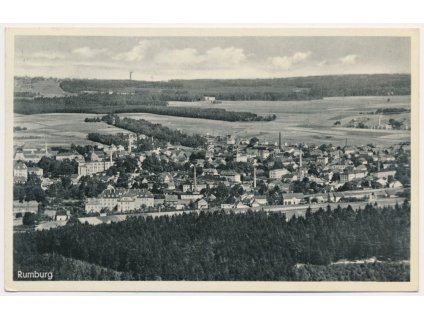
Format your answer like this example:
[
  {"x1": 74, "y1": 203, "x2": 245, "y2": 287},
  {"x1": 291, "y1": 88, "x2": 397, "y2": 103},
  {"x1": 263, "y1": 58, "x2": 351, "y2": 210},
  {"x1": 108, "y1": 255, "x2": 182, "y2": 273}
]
[
  {"x1": 343, "y1": 146, "x2": 356, "y2": 155},
  {"x1": 258, "y1": 147, "x2": 270, "y2": 160},
  {"x1": 56, "y1": 210, "x2": 71, "y2": 221},
  {"x1": 371, "y1": 170, "x2": 397, "y2": 179},
  {"x1": 340, "y1": 169, "x2": 367, "y2": 183},
  {"x1": 226, "y1": 135, "x2": 236, "y2": 145},
  {"x1": 78, "y1": 160, "x2": 113, "y2": 176},
  {"x1": 269, "y1": 168, "x2": 289, "y2": 179},
  {"x1": 27, "y1": 166, "x2": 43, "y2": 178},
  {"x1": 282, "y1": 193, "x2": 304, "y2": 205},
  {"x1": 15, "y1": 147, "x2": 47, "y2": 163},
  {"x1": 195, "y1": 198, "x2": 208, "y2": 210},
  {"x1": 389, "y1": 180, "x2": 403, "y2": 188},
  {"x1": 158, "y1": 172, "x2": 173, "y2": 184},
  {"x1": 316, "y1": 156, "x2": 329, "y2": 165},
  {"x1": 202, "y1": 168, "x2": 218, "y2": 176},
  {"x1": 55, "y1": 152, "x2": 84, "y2": 162},
  {"x1": 204, "y1": 96, "x2": 216, "y2": 102},
  {"x1": 43, "y1": 209, "x2": 57, "y2": 220},
  {"x1": 179, "y1": 193, "x2": 203, "y2": 201},
  {"x1": 221, "y1": 170, "x2": 241, "y2": 183},
  {"x1": 165, "y1": 194, "x2": 179, "y2": 206},
  {"x1": 235, "y1": 201, "x2": 249, "y2": 209},
  {"x1": 117, "y1": 196, "x2": 136, "y2": 212},
  {"x1": 253, "y1": 195, "x2": 268, "y2": 205},
  {"x1": 14, "y1": 162, "x2": 28, "y2": 183},
  {"x1": 85, "y1": 187, "x2": 154, "y2": 213},
  {"x1": 235, "y1": 152, "x2": 248, "y2": 163},
  {"x1": 308, "y1": 194, "x2": 326, "y2": 203}
]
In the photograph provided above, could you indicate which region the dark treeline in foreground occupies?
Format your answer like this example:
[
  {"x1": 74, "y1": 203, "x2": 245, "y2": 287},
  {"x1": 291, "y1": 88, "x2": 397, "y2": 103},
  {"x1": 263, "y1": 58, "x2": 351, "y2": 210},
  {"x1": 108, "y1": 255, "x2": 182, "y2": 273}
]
[
  {"x1": 14, "y1": 202, "x2": 410, "y2": 281},
  {"x1": 14, "y1": 94, "x2": 274, "y2": 122},
  {"x1": 100, "y1": 114, "x2": 207, "y2": 148},
  {"x1": 58, "y1": 74, "x2": 411, "y2": 100}
]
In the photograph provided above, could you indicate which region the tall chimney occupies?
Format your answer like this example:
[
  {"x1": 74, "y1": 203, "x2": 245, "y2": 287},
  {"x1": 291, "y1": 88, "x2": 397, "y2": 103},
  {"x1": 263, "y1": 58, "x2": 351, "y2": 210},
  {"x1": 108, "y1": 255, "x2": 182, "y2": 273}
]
[
  {"x1": 193, "y1": 165, "x2": 197, "y2": 192},
  {"x1": 128, "y1": 138, "x2": 132, "y2": 153},
  {"x1": 299, "y1": 150, "x2": 302, "y2": 168},
  {"x1": 253, "y1": 166, "x2": 257, "y2": 188},
  {"x1": 110, "y1": 148, "x2": 113, "y2": 163}
]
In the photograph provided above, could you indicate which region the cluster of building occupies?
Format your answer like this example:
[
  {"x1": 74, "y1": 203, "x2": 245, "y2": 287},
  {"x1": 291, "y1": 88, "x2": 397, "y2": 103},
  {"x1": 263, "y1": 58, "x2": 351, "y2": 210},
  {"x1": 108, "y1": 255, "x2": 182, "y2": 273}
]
[{"x1": 13, "y1": 128, "x2": 410, "y2": 226}]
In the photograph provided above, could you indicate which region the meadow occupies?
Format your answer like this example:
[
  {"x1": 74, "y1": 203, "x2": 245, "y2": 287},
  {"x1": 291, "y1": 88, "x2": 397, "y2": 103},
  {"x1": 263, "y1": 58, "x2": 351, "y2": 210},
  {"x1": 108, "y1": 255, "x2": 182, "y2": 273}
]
[
  {"x1": 13, "y1": 113, "x2": 130, "y2": 148},
  {"x1": 14, "y1": 96, "x2": 411, "y2": 148},
  {"x1": 134, "y1": 96, "x2": 411, "y2": 146}
]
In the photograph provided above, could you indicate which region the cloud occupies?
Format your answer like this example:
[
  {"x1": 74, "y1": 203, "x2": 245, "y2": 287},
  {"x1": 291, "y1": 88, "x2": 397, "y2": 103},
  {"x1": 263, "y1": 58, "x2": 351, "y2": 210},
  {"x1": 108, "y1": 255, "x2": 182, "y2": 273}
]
[
  {"x1": 317, "y1": 59, "x2": 328, "y2": 66},
  {"x1": 153, "y1": 46, "x2": 247, "y2": 68},
  {"x1": 30, "y1": 51, "x2": 66, "y2": 60},
  {"x1": 205, "y1": 47, "x2": 247, "y2": 66},
  {"x1": 113, "y1": 40, "x2": 152, "y2": 62},
  {"x1": 154, "y1": 48, "x2": 202, "y2": 66},
  {"x1": 269, "y1": 51, "x2": 311, "y2": 69},
  {"x1": 339, "y1": 54, "x2": 358, "y2": 64},
  {"x1": 72, "y1": 47, "x2": 107, "y2": 58}
]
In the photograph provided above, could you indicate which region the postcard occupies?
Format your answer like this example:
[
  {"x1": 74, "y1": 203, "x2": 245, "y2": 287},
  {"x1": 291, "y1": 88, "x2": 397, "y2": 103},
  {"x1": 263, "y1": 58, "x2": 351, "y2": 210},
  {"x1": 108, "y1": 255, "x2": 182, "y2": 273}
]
[{"x1": 4, "y1": 27, "x2": 419, "y2": 291}]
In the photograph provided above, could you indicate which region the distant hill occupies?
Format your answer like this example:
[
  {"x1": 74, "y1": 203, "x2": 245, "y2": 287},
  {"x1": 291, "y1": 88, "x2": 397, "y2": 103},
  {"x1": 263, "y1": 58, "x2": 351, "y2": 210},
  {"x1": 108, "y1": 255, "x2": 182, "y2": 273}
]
[{"x1": 54, "y1": 73, "x2": 411, "y2": 101}]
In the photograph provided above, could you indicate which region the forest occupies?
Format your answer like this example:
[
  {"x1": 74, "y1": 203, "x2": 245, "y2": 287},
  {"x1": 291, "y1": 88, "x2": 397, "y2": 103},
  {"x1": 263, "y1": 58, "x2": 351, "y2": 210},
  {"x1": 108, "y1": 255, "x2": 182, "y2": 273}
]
[
  {"x1": 101, "y1": 114, "x2": 207, "y2": 148},
  {"x1": 14, "y1": 201, "x2": 410, "y2": 281},
  {"x1": 58, "y1": 74, "x2": 411, "y2": 99},
  {"x1": 375, "y1": 107, "x2": 410, "y2": 115},
  {"x1": 14, "y1": 93, "x2": 274, "y2": 122}
]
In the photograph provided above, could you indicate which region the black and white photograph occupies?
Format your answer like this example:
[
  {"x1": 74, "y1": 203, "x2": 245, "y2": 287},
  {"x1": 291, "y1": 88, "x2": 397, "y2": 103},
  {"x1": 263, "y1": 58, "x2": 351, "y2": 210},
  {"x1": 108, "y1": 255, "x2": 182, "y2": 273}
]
[{"x1": 3, "y1": 27, "x2": 419, "y2": 291}]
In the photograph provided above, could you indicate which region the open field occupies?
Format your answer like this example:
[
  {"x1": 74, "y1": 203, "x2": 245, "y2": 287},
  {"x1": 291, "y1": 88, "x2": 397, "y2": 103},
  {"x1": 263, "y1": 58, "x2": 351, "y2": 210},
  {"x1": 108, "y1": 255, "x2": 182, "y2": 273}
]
[
  {"x1": 14, "y1": 113, "x2": 131, "y2": 148},
  {"x1": 15, "y1": 78, "x2": 72, "y2": 98},
  {"x1": 13, "y1": 96, "x2": 411, "y2": 148},
  {"x1": 134, "y1": 96, "x2": 411, "y2": 146}
]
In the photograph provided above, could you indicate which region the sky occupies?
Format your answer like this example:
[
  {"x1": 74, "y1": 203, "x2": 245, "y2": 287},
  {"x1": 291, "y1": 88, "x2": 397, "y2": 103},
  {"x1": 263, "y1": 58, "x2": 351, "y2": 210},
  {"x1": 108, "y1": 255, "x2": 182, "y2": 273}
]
[{"x1": 14, "y1": 36, "x2": 411, "y2": 80}]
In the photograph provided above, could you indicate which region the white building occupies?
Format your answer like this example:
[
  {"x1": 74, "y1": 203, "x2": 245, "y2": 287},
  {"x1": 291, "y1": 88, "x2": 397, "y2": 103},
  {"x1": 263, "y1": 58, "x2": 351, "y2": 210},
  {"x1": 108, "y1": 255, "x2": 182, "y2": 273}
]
[
  {"x1": 269, "y1": 168, "x2": 289, "y2": 179},
  {"x1": 282, "y1": 193, "x2": 305, "y2": 205},
  {"x1": 85, "y1": 187, "x2": 154, "y2": 213}
]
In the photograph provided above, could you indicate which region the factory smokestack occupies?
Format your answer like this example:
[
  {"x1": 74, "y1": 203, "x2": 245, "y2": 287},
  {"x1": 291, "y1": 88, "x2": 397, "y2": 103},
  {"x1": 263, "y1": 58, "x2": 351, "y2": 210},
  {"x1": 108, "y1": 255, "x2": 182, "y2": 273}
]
[
  {"x1": 193, "y1": 165, "x2": 197, "y2": 192},
  {"x1": 253, "y1": 166, "x2": 257, "y2": 188}
]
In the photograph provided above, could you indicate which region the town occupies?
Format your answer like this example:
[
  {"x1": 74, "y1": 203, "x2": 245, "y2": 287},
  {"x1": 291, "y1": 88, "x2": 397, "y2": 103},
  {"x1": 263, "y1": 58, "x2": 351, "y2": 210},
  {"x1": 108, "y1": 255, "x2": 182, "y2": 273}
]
[{"x1": 12, "y1": 113, "x2": 411, "y2": 231}]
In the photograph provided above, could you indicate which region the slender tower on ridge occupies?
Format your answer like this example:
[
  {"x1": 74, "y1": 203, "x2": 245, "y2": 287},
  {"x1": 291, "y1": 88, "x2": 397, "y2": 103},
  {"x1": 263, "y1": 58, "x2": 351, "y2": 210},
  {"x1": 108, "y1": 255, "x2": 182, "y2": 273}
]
[{"x1": 278, "y1": 132, "x2": 282, "y2": 150}]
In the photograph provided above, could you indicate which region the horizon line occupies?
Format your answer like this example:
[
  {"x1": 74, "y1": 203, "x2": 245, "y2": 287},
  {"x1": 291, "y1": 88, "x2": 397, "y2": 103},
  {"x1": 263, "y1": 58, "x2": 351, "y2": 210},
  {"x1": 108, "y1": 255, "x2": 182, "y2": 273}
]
[{"x1": 14, "y1": 72, "x2": 411, "y2": 82}]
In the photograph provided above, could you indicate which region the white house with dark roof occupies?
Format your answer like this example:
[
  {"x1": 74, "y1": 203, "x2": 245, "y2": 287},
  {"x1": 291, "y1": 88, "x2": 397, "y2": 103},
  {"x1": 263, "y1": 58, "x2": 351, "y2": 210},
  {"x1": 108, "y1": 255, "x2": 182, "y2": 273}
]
[
  {"x1": 85, "y1": 186, "x2": 154, "y2": 213},
  {"x1": 13, "y1": 162, "x2": 28, "y2": 183},
  {"x1": 282, "y1": 193, "x2": 305, "y2": 205}
]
